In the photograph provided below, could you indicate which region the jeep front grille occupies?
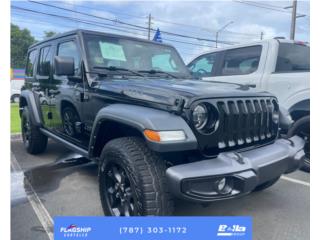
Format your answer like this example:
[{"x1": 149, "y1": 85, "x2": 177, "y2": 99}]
[{"x1": 189, "y1": 97, "x2": 279, "y2": 156}]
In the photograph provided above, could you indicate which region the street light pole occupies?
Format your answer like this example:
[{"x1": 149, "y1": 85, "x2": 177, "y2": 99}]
[{"x1": 216, "y1": 21, "x2": 234, "y2": 48}]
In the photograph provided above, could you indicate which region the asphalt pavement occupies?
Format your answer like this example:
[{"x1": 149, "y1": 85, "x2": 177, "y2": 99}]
[{"x1": 11, "y1": 137, "x2": 310, "y2": 240}]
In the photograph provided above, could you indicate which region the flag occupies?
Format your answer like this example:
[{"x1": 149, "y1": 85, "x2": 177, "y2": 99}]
[{"x1": 153, "y1": 28, "x2": 162, "y2": 43}]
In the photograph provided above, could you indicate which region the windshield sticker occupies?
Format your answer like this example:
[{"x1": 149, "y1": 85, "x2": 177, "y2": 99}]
[{"x1": 99, "y1": 42, "x2": 127, "y2": 61}]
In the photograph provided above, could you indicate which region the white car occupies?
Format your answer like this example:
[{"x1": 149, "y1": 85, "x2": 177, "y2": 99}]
[
  {"x1": 188, "y1": 39, "x2": 310, "y2": 171},
  {"x1": 11, "y1": 79, "x2": 25, "y2": 103}
]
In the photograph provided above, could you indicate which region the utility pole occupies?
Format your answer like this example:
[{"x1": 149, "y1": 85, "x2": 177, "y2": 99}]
[
  {"x1": 260, "y1": 32, "x2": 264, "y2": 40},
  {"x1": 290, "y1": 0, "x2": 297, "y2": 40},
  {"x1": 284, "y1": 0, "x2": 306, "y2": 40},
  {"x1": 147, "y1": 14, "x2": 152, "y2": 40},
  {"x1": 215, "y1": 21, "x2": 234, "y2": 48}
]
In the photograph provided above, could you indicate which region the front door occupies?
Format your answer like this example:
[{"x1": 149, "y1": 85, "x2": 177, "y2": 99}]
[{"x1": 51, "y1": 37, "x2": 86, "y2": 145}]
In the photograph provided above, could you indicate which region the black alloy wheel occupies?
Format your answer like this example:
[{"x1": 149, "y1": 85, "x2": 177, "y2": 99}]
[{"x1": 103, "y1": 163, "x2": 136, "y2": 216}]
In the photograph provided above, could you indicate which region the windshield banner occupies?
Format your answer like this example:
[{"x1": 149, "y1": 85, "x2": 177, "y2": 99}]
[{"x1": 54, "y1": 216, "x2": 252, "y2": 240}]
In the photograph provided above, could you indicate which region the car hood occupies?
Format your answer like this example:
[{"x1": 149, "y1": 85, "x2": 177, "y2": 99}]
[{"x1": 94, "y1": 78, "x2": 274, "y2": 109}]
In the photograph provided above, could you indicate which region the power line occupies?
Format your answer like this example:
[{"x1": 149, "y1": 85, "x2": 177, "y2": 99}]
[
  {"x1": 233, "y1": 0, "x2": 308, "y2": 17},
  {"x1": 26, "y1": 0, "x2": 235, "y2": 45},
  {"x1": 11, "y1": 6, "x2": 148, "y2": 38},
  {"x1": 12, "y1": 6, "x2": 231, "y2": 49},
  {"x1": 51, "y1": 0, "x2": 261, "y2": 37}
]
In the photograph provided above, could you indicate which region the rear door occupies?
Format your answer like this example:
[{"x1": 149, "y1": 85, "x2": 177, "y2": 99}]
[{"x1": 265, "y1": 42, "x2": 310, "y2": 108}]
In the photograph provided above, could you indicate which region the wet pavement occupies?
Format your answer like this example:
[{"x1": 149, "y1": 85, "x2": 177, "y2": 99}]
[{"x1": 11, "y1": 137, "x2": 310, "y2": 240}]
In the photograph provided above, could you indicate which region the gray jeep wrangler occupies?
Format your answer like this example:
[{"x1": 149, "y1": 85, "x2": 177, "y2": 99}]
[{"x1": 20, "y1": 29, "x2": 305, "y2": 216}]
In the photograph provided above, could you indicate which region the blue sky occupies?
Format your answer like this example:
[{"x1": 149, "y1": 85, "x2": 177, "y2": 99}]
[{"x1": 11, "y1": 0, "x2": 310, "y2": 62}]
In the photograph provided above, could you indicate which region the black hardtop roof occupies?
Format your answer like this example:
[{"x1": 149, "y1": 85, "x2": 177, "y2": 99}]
[{"x1": 29, "y1": 29, "x2": 173, "y2": 49}]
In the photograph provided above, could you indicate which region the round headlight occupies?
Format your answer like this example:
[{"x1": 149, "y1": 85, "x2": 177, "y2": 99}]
[{"x1": 192, "y1": 104, "x2": 208, "y2": 130}]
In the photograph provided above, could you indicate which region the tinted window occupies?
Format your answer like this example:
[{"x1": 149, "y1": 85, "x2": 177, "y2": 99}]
[
  {"x1": 26, "y1": 50, "x2": 37, "y2": 77},
  {"x1": 275, "y1": 43, "x2": 310, "y2": 72},
  {"x1": 188, "y1": 53, "x2": 218, "y2": 78},
  {"x1": 57, "y1": 41, "x2": 80, "y2": 75},
  {"x1": 38, "y1": 46, "x2": 52, "y2": 76},
  {"x1": 220, "y1": 46, "x2": 262, "y2": 76}
]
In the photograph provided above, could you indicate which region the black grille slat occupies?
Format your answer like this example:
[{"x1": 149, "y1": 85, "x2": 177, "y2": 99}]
[
  {"x1": 266, "y1": 100, "x2": 273, "y2": 138},
  {"x1": 236, "y1": 100, "x2": 245, "y2": 145},
  {"x1": 260, "y1": 99, "x2": 268, "y2": 139},
  {"x1": 197, "y1": 97, "x2": 279, "y2": 157},
  {"x1": 217, "y1": 102, "x2": 228, "y2": 148},
  {"x1": 253, "y1": 100, "x2": 262, "y2": 141},
  {"x1": 210, "y1": 97, "x2": 278, "y2": 152}
]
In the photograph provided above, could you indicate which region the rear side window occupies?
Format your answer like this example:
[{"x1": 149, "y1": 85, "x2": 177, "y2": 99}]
[
  {"x1": 38, "y1": 46, "x2": 52, "y2": 76},
  {"x1": 188, "y1": 53, "x2": 219, "y2": 78},
  {"x1": 25, "y1": 49, "x2": 37, "y2": 77},
  {"x1": 220, "y1": 45, "x2": 262, "y2": 76},
  {"x1": 57, "y1": 41, "x2": 80, "y2": 75},
  {"x1": 275, "y1": 43, "x2": 310, "y2": 72}
]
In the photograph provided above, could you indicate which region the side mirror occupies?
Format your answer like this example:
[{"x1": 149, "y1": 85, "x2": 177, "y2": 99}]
[{"x1": 54, "y1": 56, "x2": 74, "y2": 76}]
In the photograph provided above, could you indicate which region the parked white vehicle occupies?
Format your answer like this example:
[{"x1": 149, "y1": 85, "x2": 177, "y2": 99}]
[
  {"x1": 188, "y1": 39, "x2": 310, "y2": 171},
  {"x1": 11, "y1": 79, "x2": 25, "y2": 103}
]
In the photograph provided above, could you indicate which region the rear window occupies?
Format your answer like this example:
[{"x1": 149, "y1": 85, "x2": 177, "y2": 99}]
[
  {"x1": 38, "y1": 46, "x2": 52, "y2": 76},
  {"x1": 25, "y1": 49, "x2": 37, "y2": 77},
  {"x1": 220, "y1": 45, "x2": 262, "y2": 76},
  {"x1": 275, "y1": 43, "x2": 310, "y2": 72}
]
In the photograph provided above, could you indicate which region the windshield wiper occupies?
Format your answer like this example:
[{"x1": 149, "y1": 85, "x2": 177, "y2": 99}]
[
  {"x1": 93, "y1": 66, "x2": 145, "y2": 77},
  {"x1": 138, "y1": 69, "x2": 178, "y2": 79}
]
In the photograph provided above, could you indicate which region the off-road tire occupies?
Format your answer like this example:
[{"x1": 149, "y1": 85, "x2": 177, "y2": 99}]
[
  {"x1": 99, "y1": 137, "x2": 174, "y2": 216},
  {"x1": 287, "y1": 116, "x2": 310, "y2": 172},
  {"x1": 253, "y1": 177, "x2": 280, "y2": 192},
  {"x1": 21, "y1": 107, "x2": 48, "y2": 154}
]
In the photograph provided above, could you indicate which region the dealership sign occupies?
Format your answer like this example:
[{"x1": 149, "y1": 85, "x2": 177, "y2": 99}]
[{"x1": 54, "y1": 216, "x2": 252, "y2": 240}]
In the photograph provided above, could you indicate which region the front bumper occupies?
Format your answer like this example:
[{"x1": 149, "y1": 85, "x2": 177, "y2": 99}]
[{"x1": 166, "y1": 136, "x2": 305, "y2": 202}]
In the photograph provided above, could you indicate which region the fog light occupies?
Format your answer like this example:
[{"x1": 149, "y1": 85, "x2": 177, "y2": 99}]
[
  {"x1": 217, "y1": 178, "x2": 226, "y2": 191},
  {"x1": 215, "y1": 177, "x2": 233, "y2": 195}
]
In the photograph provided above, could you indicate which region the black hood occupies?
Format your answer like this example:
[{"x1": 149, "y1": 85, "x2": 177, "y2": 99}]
[{"x1": 95, "y1": 77, "x2": 274, "y2": 109}]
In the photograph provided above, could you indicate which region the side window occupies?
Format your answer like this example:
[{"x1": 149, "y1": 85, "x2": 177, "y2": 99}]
[
  {"x1": 38, "y1": 46, "x2": 52, "y2": 77},
  {"x1": 188, "y1": 53, "x2": 218, "y2": 78},
  {"x1": 220, "y1": 46, "x2": 262, "y2": 76},
  {"x1": 25, "y1": 49, "x2": 37, "y2": 77},
  {"x1": 275, "y1": 43, "x2": 310, "y2": 72},
  {"x1": 57, "y1": 41, "x2": 80, "y2": 75}
]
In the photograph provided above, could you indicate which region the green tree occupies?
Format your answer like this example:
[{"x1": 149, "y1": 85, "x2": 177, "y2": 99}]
[
  {"x1": 11, "y1": 24, "x2": 36, "y2": 68},
  {"x1": 44, "y1": 31, "x2": 57, "y2": 38}
]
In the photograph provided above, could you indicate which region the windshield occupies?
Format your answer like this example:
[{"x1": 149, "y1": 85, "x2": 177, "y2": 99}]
[{"x1": 83, "y1": 33, "x2": 190, "y2": 77}]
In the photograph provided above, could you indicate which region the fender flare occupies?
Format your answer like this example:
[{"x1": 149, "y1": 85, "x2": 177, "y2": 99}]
[
  {"x1": 19, "y1": 90, "x2": 42, "y2": 126},
  {"x1": 288, "y1": 99, "x2": 310, "y2": 120},
  {"x1": 88, "y1": 104, "x2": 198, "y2": 158}
]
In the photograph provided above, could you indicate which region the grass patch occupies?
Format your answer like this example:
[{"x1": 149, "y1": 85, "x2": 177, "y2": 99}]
[{"x1": 11, "y1": 103, "x2": 21, "y2": 134}]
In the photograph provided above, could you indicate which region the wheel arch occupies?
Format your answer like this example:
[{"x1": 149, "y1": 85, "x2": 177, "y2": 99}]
[
  {"x1": 88, "y1": 104, "x2": 198, "y2": 159},
  {"x1": 289, "y1": 99, "x2": 310, "y2": 121},
  {"x1": 19, "y1": 90, "x2": 42, "y2": 126}
]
